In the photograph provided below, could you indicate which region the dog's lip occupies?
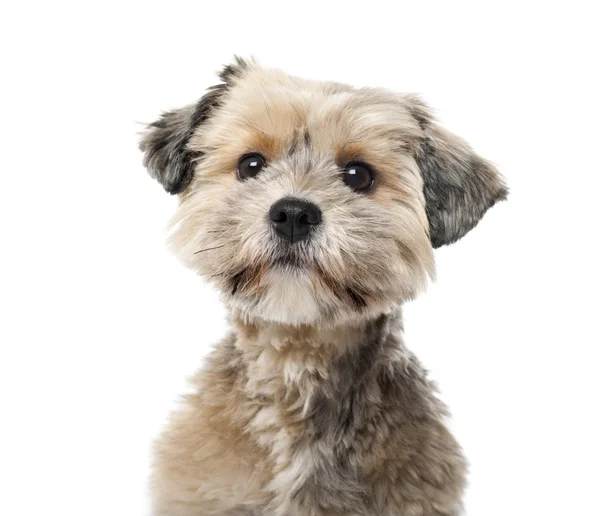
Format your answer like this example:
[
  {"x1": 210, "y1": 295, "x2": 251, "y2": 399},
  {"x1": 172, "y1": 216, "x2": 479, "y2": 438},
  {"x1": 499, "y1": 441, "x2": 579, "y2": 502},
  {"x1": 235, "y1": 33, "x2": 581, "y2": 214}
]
[
  {"x1": 266, "y1": 247, "x2": 318, "y2": 270},
  {"x1": 270, "y1": 255, "x2": 307, "y2": 268}
]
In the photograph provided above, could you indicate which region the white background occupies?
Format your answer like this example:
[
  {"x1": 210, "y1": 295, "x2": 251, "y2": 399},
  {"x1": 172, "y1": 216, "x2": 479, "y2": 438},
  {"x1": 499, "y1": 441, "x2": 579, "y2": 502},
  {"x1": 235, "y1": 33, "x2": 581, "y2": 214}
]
[{"x1": 1, "y1": 1, "x2": 599, "y2": 515}]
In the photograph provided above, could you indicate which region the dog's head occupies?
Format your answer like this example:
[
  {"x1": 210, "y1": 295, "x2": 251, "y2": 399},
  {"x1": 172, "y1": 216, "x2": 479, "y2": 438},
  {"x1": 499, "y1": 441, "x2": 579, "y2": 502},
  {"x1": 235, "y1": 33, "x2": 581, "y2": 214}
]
[{"x1": 140, "y1": 58, "x2": 507, "y2": 326}]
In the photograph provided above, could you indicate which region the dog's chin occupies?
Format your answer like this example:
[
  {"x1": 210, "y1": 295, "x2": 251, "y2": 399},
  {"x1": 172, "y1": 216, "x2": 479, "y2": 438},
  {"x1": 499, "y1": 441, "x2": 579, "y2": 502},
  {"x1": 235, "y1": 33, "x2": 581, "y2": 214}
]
[
  {"x1": 224, "y1": 263, "x2": 394, "y2": 328},
  {"x1": 227, "y1": 265, "x2": 321, "y2": 326}
]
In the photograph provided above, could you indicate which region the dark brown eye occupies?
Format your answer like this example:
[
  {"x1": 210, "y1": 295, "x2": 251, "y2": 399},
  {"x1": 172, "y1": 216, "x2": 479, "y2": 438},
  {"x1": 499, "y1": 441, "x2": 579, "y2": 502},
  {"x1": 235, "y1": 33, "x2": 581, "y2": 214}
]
[
  {"x1": 237, "y1": 154, "x2": 266, "y2": 180},
  {"x1": 342, "y1": 162, "x2": 375, "y2": 192}
]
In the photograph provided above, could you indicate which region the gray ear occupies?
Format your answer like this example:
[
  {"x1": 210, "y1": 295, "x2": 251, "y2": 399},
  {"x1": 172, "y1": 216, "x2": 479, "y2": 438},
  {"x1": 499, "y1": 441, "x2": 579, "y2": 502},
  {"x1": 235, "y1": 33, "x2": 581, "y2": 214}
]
[
  {"x1": 139, "y1": 57, "x2": 248, "y2": 194},
  {"x1": 409, "y1": 98, "x2": 508, "y2": 248},
  {"x1": 139, "y1": 86, "x2": 225, "y2": 194}
]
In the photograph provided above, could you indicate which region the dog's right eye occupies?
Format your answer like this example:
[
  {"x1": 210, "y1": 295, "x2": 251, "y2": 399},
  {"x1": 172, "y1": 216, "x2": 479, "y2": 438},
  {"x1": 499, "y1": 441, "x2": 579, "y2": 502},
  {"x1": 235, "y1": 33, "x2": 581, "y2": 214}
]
[
  {"x1": 342, "y1": 162, "x2": 375, "y2": 192},
  {"x1": 237, "y1": 154, "x2": 266, "y2": 181}
]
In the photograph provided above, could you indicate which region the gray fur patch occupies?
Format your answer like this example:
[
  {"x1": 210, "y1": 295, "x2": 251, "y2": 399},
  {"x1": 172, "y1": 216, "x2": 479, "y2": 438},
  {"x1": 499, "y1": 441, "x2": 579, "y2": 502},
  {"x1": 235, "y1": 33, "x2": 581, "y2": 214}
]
[
  {"x1": 139, "y1": 58, "x2": 250, "y2": 194},
  {"x1": 219, "y1": 55, "x2": 250, "y2": 84},
  {"x1": 288, "y1": 313, "x2": 463, "y2": 515},
  {"x1": 139, "y1": 85, "x2": 226, "y2": 194},
  {"x1": 410, "y1": 106, "x2": 508, "y2": 247}
]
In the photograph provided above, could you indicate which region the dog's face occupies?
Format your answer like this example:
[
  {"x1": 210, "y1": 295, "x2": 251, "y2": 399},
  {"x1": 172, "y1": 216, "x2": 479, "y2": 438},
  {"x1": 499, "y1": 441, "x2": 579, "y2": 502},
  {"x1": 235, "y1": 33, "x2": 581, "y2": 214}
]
[{"x1": 140, "y1": 59, "x2": 507, "y2": 326}]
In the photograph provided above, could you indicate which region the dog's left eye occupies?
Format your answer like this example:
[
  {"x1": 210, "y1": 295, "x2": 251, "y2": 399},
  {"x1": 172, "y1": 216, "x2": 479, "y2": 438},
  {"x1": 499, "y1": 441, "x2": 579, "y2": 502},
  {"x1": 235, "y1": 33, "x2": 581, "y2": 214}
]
[
  {"x1": 342, "y1": 162, "x2": 375, "y2": 192},
  {"x1": 237, "y1": 154, "x2": 266, "y2": 180}
]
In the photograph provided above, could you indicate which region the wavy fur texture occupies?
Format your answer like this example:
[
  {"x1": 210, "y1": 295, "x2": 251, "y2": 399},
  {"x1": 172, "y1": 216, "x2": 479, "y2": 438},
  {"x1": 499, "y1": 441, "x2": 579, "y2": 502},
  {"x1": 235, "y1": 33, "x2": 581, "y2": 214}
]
[{"x1": 140, "y1": 58, "x2": 507, "y2": 515}]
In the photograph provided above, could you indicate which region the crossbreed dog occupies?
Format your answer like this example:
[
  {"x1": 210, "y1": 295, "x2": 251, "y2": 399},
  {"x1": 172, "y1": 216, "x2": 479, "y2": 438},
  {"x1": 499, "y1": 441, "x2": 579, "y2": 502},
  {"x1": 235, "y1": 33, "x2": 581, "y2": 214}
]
[{"x1": 140, "y1": 58, "x2": 507, "y2": 516}]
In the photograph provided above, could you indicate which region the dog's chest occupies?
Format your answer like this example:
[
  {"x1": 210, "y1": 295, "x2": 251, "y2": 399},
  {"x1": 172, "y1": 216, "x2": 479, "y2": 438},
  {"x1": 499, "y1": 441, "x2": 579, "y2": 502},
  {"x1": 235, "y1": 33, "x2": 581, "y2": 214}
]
[{"x1": 239, "y1": 341, "x2": 375, "y2": 515}]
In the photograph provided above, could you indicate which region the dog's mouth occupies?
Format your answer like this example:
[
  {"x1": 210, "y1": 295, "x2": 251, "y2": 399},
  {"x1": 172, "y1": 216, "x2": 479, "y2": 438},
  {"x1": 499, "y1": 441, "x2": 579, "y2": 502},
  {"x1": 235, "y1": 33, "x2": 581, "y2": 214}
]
[
  {"x1": 265, "y1": 240, "x2": 315, "y2": 270},
  {"x1": 227, "y1": 247, "x2": 316, "y2": 297},
  {"x1": 224, "y1": 248, "x2": 374, "y2": 316},
  {"x1": 270, "y1": 254, "x2": 307, "y2": 269}
]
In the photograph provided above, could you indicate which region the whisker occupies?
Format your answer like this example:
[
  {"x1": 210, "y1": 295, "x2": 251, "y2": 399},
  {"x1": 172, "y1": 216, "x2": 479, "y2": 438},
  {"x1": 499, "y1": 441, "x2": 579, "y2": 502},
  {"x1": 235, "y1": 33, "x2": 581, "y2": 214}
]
[{"x1": 194, "y1": 245, "x2": 224, "y2": 254}]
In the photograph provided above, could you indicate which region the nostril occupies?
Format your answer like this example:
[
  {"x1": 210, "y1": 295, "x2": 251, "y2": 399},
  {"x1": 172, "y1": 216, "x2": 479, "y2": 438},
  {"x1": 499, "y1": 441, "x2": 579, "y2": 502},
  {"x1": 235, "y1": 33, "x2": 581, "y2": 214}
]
[
  {"x1": 298, "y1": 212, "x2": 310, "y2": 226},
  {"x1": 270, "y1": 210, "x2": 287, "y2": 224},
  {"x1": 303, "y1": 206, "x2": 321, "y2": 225}
]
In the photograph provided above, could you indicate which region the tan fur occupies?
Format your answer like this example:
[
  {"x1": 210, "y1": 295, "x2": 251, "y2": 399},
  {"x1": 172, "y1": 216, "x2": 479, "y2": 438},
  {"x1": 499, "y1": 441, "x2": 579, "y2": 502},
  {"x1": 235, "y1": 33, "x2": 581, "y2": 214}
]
[
  {"x1": 152, "y1": 320, "x2": 466, "y2": 516},
  {"x1": 141, "y1": 59, "x2": 506, "y2": 516},
  {"x1": 170, "y1": 62, "x2": 434, "y2": 327}
]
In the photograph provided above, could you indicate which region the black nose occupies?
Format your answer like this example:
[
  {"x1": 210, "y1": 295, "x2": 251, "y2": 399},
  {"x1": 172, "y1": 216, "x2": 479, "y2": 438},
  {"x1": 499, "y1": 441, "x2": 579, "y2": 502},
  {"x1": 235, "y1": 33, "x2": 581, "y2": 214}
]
[{"x1": 269, "y1": 197, "x2": 322, "y2": 243}]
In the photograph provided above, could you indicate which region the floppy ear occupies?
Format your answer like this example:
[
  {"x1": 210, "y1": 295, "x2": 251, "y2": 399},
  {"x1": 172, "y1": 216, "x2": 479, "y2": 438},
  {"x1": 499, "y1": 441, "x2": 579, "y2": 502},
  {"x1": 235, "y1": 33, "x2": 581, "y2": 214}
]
[
  {"x1": 139, "y1": 57, "x2": 248, "y2": 194},
  {"x1": 408, "y1": 97, "x2": 508, "y2": 248}
]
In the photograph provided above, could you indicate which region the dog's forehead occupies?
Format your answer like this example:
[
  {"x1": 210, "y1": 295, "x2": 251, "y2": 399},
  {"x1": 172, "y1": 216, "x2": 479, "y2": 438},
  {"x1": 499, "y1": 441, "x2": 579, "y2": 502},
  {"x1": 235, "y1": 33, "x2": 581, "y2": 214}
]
[{"x1": 197, "y1": 65, "x2": 422, "y2": 155}]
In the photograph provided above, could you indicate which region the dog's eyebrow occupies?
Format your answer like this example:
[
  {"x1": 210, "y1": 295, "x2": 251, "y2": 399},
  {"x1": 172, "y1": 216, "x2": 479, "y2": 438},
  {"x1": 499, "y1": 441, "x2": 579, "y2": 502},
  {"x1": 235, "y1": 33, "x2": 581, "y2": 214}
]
[{"x1": 336, "y1": 140, "x2": 367, "y2": 167}]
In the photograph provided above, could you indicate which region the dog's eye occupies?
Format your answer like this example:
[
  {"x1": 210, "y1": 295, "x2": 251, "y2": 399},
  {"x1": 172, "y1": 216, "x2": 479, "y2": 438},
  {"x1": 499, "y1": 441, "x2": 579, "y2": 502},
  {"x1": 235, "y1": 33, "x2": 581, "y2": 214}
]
[
  {"x1": 237, "y1": 154, "x2": 266, "y2": 180},
  {"x1": 342, "y1": 162, "x2": 375, "y2": 192}
]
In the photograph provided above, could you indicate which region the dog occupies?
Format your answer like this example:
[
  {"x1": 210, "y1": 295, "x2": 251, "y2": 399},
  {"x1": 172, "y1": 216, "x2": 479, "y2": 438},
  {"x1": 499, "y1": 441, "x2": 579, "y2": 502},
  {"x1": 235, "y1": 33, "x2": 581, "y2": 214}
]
[{"x1": 139, "y1": 57, "x2": 507, "y2": 516}]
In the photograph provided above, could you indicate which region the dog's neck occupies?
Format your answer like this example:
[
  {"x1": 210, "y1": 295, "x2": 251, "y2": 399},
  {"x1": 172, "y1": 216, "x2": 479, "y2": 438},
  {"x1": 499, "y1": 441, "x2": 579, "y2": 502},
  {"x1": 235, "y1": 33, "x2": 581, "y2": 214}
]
[{"x1": 231, "y1": 310, "x2": 404, "y2": 389}]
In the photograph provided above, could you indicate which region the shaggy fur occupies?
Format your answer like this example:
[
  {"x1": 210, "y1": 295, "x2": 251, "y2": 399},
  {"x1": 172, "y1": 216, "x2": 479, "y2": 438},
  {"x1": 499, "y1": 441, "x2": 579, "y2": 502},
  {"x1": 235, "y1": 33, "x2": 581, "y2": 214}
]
[{"x1": 140, "y1": 57, "x2": 507, "y2": 516}]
